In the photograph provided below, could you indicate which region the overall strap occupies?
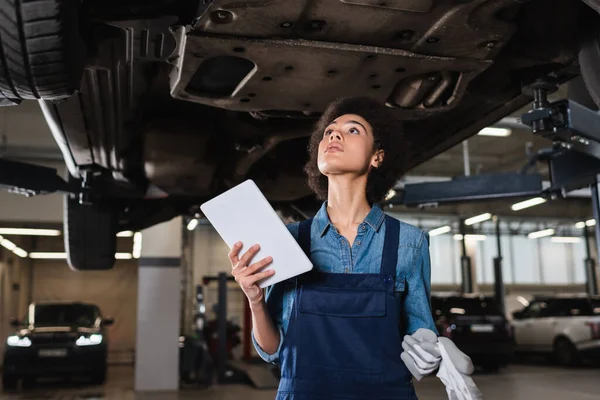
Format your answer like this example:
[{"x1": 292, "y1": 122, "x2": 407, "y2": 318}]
[
  {"x1": 298, "y1": 217, "x2": 313, "y2": 257},
  {"x1": 380, "y1": 216, "x2": 400, "y2": 278}
]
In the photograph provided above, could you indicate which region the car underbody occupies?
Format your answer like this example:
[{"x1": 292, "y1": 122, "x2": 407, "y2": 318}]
[{"x1": 2, "y1": 0, "x2": 600, "y2": 269}]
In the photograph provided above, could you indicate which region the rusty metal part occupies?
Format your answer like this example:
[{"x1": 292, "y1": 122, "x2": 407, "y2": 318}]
[
  {"x1": 170, "y1": 34, "x2": 491, "y2": 119},
  {"x1": 192, "y1": 0, "x2": 516, "y2": 60}
]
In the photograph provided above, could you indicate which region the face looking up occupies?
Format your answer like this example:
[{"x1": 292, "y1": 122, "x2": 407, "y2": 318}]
[{"x1": 317, "y1": 113, "x2": 384, "y2": 178}]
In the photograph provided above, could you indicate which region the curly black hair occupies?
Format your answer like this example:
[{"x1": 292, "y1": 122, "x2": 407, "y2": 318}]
[{"x1": 304, "y1": 97, "x2": 409, "y2": 205}]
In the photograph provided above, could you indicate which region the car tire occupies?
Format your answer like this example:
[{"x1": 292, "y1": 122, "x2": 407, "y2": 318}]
[
  {"x1": 0, "y1": 0, "x2": 84, "y2": 104},
  {"x1": 64, "y1": 195, "x2": 118, "y2": 271},
  {"x1": 1, "y1": 374, "x2": 17, "y2": 391},
  {"x1": 553, "y1": 337, "x2": 580, "y2": 366}
]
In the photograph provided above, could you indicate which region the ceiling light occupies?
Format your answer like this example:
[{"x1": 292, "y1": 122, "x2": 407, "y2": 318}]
[
  {"x1": 575, "y1": 221, "x2": 586, "y2": 229},
  {"x1": 477, "y1": 127, "x2": 512, "y2": 137},
  {"x1": 115, "y1": 253, "x2": 133, "y2": 260},
  {"x1": 117, "y1": 231, "x2": 134, "y2": 237},
  {"x1": 516, "y1": 296, "x2": 530, "y2": 307},
  {"x1": 429, "y1": 226, "x2": 451, "y2": 237},
  {"x1": 453, "y1": 234, "x2": 487, "y2": 241},
  {"x1": 29, "y1": 252, "x2": 67, "y2": 259},
  {"x1": 528, "y1": 228, "x2": 555, "y2": 239},
  {"x1": 133, "y1": 232, "x2": 142, "y2": 259},
  {"x1": 385, "y1": 189, "x2": 396, "y2": 201},
  {"x1": 511, "y1": 197, "x2": 546, "y2": 211},
  {"x1": 0, "y1": 228, "x2": 61, "y2": 236},
  {"x1": 13, "y1": 248, "x2": 28, "y2": 258},
  {"x1": 1, "y1": 238, "x2": 17, "y2": 251},
  {"x1": 465, "y1": 213, "x2": 492, "y2": 226},
  {"x1": 551, "y1": 237, "x2": 581, "y2": 244},
  {"x1": 586, "y1": 219, "x2": 596, "y2": 227},
  {"x1": 186, "y1": 219, "x2": 198, "y2": 231}
]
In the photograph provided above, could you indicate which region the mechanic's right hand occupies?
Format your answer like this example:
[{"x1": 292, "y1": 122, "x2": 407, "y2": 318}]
[{"x1": 229, "y1": 242, "x2": 275, "y2": 307}]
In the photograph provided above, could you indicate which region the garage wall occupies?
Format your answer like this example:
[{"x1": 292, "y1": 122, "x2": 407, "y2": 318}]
[{"x1": 31, "y1": 260, "x2": 138, "y2": 364}]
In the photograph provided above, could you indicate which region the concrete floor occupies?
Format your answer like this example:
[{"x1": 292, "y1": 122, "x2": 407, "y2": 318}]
[{"x1": 1, "y1": 364, "x2": 599, "y2": 400}]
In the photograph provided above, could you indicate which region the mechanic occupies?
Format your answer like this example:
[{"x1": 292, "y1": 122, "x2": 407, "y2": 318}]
[{"x1": 230, "y1": 97, "x2": 439, "y2": 399}]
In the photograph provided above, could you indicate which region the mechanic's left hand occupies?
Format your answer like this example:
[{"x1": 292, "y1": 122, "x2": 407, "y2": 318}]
[{"x1": 400, "y1": 328, "x2": 441, "y2": 380}]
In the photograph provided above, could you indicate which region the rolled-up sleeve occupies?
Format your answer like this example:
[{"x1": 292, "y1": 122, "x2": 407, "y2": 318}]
[
  {"x1": 251, "y1": 272, "x2": 286, "y2": 364},
  {"x1": 404, "y1": 232, "x2": 438, "y2": 335}
]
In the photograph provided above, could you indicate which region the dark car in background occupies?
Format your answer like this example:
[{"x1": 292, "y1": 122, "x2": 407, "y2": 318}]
[
  {"x1": 2, "y1": 302, "x2": 113, "y2": 390},
  {"x1": 431, "y1": 294, "x2": 513, "y2": 372}
]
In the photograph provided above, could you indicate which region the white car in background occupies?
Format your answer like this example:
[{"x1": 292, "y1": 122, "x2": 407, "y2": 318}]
[{"x1": 511, "y1": 295, "x2": 600, "y2": 366}]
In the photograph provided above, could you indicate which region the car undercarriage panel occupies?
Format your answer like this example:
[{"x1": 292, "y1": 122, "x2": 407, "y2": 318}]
[{"x1": 170, "y1": 34, "x2": 492, "y2": 118}]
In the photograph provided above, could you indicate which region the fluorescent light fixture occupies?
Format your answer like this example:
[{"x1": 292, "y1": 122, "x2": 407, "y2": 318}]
[
  {"x1": 453, "y1": 234, "x2": 487, "y2": 241},
  {"x1": 13, "y1": 248, "x2": 28, "y2": 258},
  {"x1": 1, "y1": 238, "x2": 17, "y2": 251},
  {"x1": 465, "y1": 213, "x2": 492, "y2": 226},
  {"x1": 30, "y1": 252, "x2": 134, "y2": 260},
  {"x1": 76, "y1": 334, "x2": 102, "y2": 346},
  {"x1": 527, "y1": 228, "x2": 555, "y2": 239},
  {"x1": 575, "y1": 221, "x2": 586, "y2": 229},
  {"x1": 385, "y1": 189, "x2": 396, "y2": 201},
  {"x1": 133, "y1": 232, "x2": 142, "y2": 259},
  {"x1": 7, "y1": 335, "x2": 31, "y2": 347},
  {"x1": 429, "y1": 226, "x2": 451, "y2": 237},
  {"x1": 478, "y1": 127, "x2": 512, "y2": 137},
  {"x1": 450, "y1": 308, "x2": 466, "y2": 315},
  {"x1": 511, "y1": 197, "x2": 546, "y2": 211},
  {"x1": 0, "y1": 228, "x2": 60, "y2": 236},
  {"x1": 29, "y1": 252, "x2": 67, "y2": 259},
  {"x1": 187, "y1": 219, "x2": 198, "y2": 231},
  {"x1": 551, "y1": 237, "x2": 581, "y2": 244},
  {"x1": 516, "y1": 296, "x2": 530, "y2": 307},
  {"x1": 117, "y1": 230, "x2": 134, "y2": 237},
  {"x1": 586, "y1": 219, "x2": 596, "y2": 227}
]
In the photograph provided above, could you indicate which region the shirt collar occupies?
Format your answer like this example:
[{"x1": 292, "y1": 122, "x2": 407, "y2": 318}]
[{"x1": 313, "y1": 201, "x2": 386, "y2": 237}]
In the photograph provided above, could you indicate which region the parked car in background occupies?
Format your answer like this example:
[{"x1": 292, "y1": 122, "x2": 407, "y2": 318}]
[
  {"x1": 431, "y1": 294, "x2": 513, "y2": 372},
  {"x1": 2, "y1": 302, "x2": 113, "y2": 390},
  {"x1": 511, "y1": 295, "x2": 600, "y2": 366}
]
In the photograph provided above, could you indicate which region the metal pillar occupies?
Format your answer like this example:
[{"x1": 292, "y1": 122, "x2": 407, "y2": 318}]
[
  {"x1": 583, "y1": 222, "x2": 598, "y2": 296},
  {"x1": 217, "y1": 272, "x2": 228, "y2": 382},
  {"x1": 459, "y1": 219, "x2": 473, "y2": 293},
  {"x1": 492, "y1": 216, "x2": 506, "y2": 315},
  {"x1": 589, "y1": 178, "x2": 600, "y2": 295}
]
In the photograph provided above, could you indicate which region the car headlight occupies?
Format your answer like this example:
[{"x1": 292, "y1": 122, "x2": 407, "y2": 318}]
[
  {"x1": 7, "y1": 335, "x2": 32, "y2": 347},
  {"x1": 76, "y1": 334, "x2": 103, "y2": 346}
]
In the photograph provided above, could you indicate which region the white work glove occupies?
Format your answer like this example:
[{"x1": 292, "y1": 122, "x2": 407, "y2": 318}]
[
  {"x1": 436, "y1": 337, "x2": 482, "y2": 400},
  {"x1": 400, "y1": 328, "x2": 441, "y2": 381},
  {"x1": 400, "y1": 329, "x2": 483, "y2": 400}
]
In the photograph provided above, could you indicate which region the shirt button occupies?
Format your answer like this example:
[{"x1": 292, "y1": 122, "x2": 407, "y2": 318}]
[{"x1": 356, "y1": 241, "x2": 361, "y2": 245}]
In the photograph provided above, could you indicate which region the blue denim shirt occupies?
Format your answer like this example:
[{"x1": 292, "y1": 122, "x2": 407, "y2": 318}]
[{"x1": 252, "y1": 202, "x2": 437, "y2": 364}]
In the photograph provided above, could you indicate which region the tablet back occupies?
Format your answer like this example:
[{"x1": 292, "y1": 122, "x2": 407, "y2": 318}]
[{"x1": 200, "y1": 180, "x2": 313, "y2": 288}]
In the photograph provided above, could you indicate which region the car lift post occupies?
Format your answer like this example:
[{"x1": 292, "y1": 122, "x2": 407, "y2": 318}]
[
  {"x1": 217, "y1": 272, "x2": 228, "y2": 383},
  {"x1": 459, "y1": 219, "x2": 473, "y2": 293},
  {"x1": 588, "y1": 179, "x2": 600, "y2": 295},
  {"x1": 492, "y1": 216, "x2": 506, "y2": 315}
]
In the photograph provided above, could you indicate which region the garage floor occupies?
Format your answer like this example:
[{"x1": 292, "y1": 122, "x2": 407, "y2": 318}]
[{"x1": 1, "y1": 364, "x2": 599, "y2": 400}]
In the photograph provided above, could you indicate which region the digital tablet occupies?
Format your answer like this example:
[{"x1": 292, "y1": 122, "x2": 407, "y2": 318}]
[{"x1": 200, "y1": 179, "x2": 313, "y2": 288}]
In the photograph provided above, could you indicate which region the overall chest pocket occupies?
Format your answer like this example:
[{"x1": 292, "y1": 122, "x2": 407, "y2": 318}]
[{"x1": 297, "y1": 286, "x2": 387, "y2": 373}]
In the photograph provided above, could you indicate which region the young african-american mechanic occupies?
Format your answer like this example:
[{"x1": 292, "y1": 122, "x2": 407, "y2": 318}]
[{"x1": 230, "y1": 97, "x2": 438, "y2": 400}]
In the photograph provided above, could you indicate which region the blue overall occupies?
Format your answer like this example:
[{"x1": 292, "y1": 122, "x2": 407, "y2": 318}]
[{"x1": 276, "y1": 216, "x2": 417, "y2": 400}]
